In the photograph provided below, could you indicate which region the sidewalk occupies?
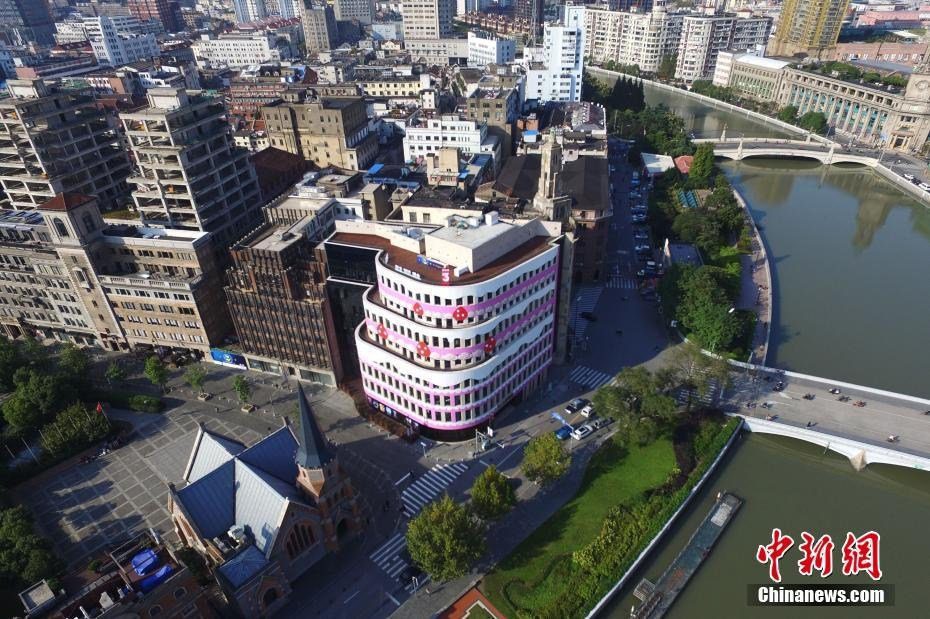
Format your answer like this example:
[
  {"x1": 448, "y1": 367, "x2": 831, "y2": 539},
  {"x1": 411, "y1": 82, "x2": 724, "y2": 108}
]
[
  {"x1": 391, "y1": 428, "x2": 618, "y2": 619},
  {"x1": 733, "y1": 191, "x2": 772, "y2": 365}
]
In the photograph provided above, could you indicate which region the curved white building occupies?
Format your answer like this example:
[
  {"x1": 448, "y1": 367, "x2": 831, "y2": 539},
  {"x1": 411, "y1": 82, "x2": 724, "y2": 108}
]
[{"x1": 341, "y1": 214, "x2": 563, "y2": 440}]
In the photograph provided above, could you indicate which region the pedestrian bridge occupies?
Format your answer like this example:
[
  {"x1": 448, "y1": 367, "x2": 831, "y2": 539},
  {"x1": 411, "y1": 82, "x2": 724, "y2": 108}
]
[
  {"x1": 693, "y1": 138, "x2": 879, "y2": 166},
  {"x1": 737, "y1": 416, "x2": 930, "y2": 471}
]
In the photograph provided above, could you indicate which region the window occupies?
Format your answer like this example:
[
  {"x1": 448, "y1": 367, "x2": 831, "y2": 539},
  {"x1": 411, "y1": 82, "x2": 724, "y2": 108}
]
[{"x1": 53, "y1": 218, "x2": 69, "y2": 237}]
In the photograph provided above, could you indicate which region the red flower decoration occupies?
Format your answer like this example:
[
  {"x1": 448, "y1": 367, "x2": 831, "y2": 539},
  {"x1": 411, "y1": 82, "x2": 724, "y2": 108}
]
[
  {"x1": 377, "y1": 323, "x2": 388, "y2": 339},
  {"x1": 484, "y1": 335, "x2": 497, "y2": 354},
  {"x1": 412, "y1": 302, "x2": 424, "y2": 317},
  {"x1": 417, "y1": 340, "x2": 432, "y2": 359},
  {"x1": 453, "y1": 306, "x2": 469, "y2": 322}
]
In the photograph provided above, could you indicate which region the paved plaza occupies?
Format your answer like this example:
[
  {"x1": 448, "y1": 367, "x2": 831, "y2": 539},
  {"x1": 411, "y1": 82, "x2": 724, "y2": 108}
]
[{"x1": 15, "y1": 408, "x2": 264, "y2": 566}]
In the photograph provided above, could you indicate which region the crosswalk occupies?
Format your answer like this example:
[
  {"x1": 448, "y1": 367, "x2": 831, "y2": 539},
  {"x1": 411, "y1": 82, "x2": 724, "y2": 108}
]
[
  {"x1": 677, "y1": 378, "x2": 721, "y2": 406},
  {"x1": 400, "y1": 462, "x2": 469, "y2": 517},
  {"x1": 569, "y1": 365, "x2": 616, "y2": 390},
  {"x1": 570, "y1": 286, "x2": 603, "y2": 340},
  {"x1": 369, "y1": 531, "x2": 432, "y2": 593},
  {"x1": 607, "y1": 274, "x2": 638, "y2": 289}
]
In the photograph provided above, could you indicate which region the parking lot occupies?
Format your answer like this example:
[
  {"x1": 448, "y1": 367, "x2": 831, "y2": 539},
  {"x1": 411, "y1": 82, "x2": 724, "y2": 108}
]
[{"x1": 14, "y1": 408, "x2": 263, "y2": 566}]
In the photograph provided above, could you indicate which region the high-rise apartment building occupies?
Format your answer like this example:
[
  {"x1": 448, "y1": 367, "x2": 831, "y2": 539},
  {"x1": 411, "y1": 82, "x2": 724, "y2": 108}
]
[
  {"x1": 514, "y1": 0, "x2": 544, "y2": 41},
  {"x1": 769, "y1": 0, "x2": 851, "y2": 59},
  {"x1": 301, "y1": 2, "x2": 339, "y2": 53},
  {"x1": 334, "y1": 0, "x2": 374, "y2": 25},
  {"x1": 0, "y1": 79, "x2": 131, "y2": 211},
  {"x1": 401, "y1": 0, "x2": 455, "y2": 41},
  {"x1": 584, "y1": 3, "x2": 682, "y2": 73},
  {"x1": 128, "y1": 0, "x2": 180, "y2": 32},
  {"x1": 0, "y1": 0, "x2": 55, "y2": 45},
  {"x1": 233, "y1": 0, "x2": 267, "y2": 23},
  {"x1": 85, "y1": 15, "x2": 160, "y2": 66},
  {"x1": 525, "y1": 4, "x2": 585, "y2": 104},
  {"x1": 342, "y1": 215, "x2": 563, "y2": 441},
  {"x1": 121, "y1": 88, "x2": 263, "y2": 249},
  {"x1": 261, "y1": 87, "x2": 378, "y2": 170},
  {"x1": 675, "y1": 12, "x2": 771, "y2": 82}
]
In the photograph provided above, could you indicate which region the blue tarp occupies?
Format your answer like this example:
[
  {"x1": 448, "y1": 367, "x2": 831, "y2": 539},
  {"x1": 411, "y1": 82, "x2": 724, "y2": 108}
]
[
  {"x1": 139, "y1": 564, "x2": 173, "y2": 593},
  {"x1": 131, "y1": 549, "x2": 158, "y2": 576}
]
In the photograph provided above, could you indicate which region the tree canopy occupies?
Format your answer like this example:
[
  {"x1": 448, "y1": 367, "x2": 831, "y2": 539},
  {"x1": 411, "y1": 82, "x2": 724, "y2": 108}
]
[
  {"x1": 521, "y1": 433, "x2": 571, "y2": 485},
  {"x1": 688, "y1": 143, "x2": 715, "y2": 188},
  {"x1": 470, "y1": 465, "x2": 516, "y2": 520},
  {"x1": 406, "y1": 495, "x2": 485, "y2": 582},
  {"x1": 144, "y1": 356, "x2": 169, "y2": 392},
  {"x1": 0, "y1": 506, "x2": 56, "y2": 587}
]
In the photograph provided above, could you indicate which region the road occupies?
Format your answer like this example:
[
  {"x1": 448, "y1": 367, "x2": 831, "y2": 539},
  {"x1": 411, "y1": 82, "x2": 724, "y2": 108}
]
[{"x1": 725, "y1": 369, "x2": 930, "y2": 459}]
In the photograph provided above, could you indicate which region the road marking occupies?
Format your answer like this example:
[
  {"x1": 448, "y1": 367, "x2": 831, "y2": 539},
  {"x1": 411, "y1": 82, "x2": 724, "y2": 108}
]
[
  {"x1": 386, "y1": 592, "x2": 401, "y2": 607},
  {"x1": 394, "y1": 472, "x2": 412, "y2": 486},
  {"x1": 344, "y1": 590, "x2": 360, "y2": 604}
]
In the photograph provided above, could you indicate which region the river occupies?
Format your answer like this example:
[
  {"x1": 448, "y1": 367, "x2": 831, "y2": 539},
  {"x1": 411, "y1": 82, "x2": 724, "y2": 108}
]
[
  {"x1": 603, "y1": 433, "x2": 930, "y2": 619},
  {"x1": 593, "y1": 78, "x2": 930, "y2": 618},
  {"x1": 642, "y1": 82, "x2": 930, "y2": 398}
]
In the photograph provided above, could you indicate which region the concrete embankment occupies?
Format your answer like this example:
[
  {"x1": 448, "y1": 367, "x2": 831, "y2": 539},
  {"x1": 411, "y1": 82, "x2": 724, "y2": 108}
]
[{"x1": 585, "y1": 418, "x2": 744, "y2": 618}]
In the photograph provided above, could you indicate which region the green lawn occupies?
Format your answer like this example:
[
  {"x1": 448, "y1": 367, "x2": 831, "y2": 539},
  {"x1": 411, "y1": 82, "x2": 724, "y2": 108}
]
[{"x1": 481, "y1": 436, "x2": 676, "y2": 618}]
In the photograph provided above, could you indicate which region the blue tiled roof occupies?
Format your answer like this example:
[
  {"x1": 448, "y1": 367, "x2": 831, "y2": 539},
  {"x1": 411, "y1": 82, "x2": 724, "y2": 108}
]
[
  {"x1": 176, "y1": 460, "x2": 235, "y2": 540},
  {"x1": 237, "y1": 426, "x2": 299, "y2": 484},
  {"x1": 234, "y1": 460, "x2": 298, "y2": 553},
  {"x1": 186, "y1": 430, "x2": 244, "y2": 482},
  {"x1": 217, "y1": 545, "x2": 270, "y2": 589}
]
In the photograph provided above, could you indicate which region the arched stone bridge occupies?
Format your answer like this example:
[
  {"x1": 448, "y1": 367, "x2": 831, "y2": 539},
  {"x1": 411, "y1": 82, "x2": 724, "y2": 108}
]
[{"x1": 693, "y1": 137, "x2": 879, "y2": 166}]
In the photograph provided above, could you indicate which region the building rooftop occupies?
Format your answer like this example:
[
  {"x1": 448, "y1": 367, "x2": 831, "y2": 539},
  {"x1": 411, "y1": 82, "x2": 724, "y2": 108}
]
[
  {"x1": 562, "y1": 156, "x2": 609, "y2": 212},
  {"x1": 38, "y1": 193, "x2": 96, "y2": 211},
  {"x1": 736, "y1": 55, "x2": 790, "y2": 71}
]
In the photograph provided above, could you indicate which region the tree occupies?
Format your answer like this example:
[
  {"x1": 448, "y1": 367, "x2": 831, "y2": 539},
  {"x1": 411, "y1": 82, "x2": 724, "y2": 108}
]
[
  {"x1": 232, "y1": 375, "x2": 251, "y2": 405},
  {"x1": 522, "y1": 433, "x2": 570, "y2": 485},
  {"x1": 58, "y1": 343, "x2": 89, "y2": 387},
  {"x1": 19, "y1": 338, "x2": 49, "y2": 370},
  {"x1": 184, "y1": 364, "x2": 207, "y2": 395},
  {"x1": 406, "y1": 495, "x2": 485, "y2": 582},
  {"x1": 2, "y1": 368, "x2": 74, "y2": 431},
  {"x1": 797, "y1": 111, "x2": 828, "y2": 134},
  {"x1": 679, "y1": 276, "x2": 738, "y2": 353},
  {"x1": 0, "y1": 335, "x2": 23, "y2": 391},
  {"x1": 470, "y1": 465, "x2": 516, "y2": 520},
  {"x1": 776, "y1": 105, "x2": 798, "y2": 123},
  {"x1": 40, "y1": 403, "x2": 110, "y2": 457},
  {"x1": 105, "y1": 361, "x2": 126, "y2": 385},
  {"x1": 0, "y1": 506, "x2": 57, "y2": 587},
  {"x1": 144, "y1": 356, "x2": 169, "y2": 392},
  {"x1": 657, "y1": 54, "x2": 677, "y2": 81},
  {"x1": 689, "y1": 143, "x2": 715, "y2": 188}
]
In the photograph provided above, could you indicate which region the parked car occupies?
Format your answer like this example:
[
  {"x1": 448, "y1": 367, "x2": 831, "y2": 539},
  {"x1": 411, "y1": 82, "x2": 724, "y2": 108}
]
[
  {"x1": 571, "y1": 425, "x2": 593, "y2": 441},
  {"x1": 635, "y1": 245, "x2": 651, "y2": 253},
  {"x1": 580, "y1": 404, "x2": 595, "y2": 417},
  {"x1": 581, "y1": 311, "x2": 597, "y2": 321},
  {"x1": 591, "y1": 416, "x2": 611, "y2": 430},
  {"x1": 634, "y1": 230, "x2": 649, "y2": 240},
  {"x1": 903, "y1": 173, "x2": 916, "y2": 181},
  {"x1": 919, "y1": 182, "x2": 930, "y2": 191},
  {"x1": 632, "y1": 215, "x2": 647, "y2": 223},
  {"x1": 566, "y1": 398, "x2": 590, "y2": 414},
  {"x1": 554, "y1": 425, "x2": 573, "y2": 440}
]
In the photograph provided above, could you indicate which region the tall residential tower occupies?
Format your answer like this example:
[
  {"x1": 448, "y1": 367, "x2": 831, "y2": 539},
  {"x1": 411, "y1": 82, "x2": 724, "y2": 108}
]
[{"x1": 769, "y1": 0, "x2": 851, "y2": 58}]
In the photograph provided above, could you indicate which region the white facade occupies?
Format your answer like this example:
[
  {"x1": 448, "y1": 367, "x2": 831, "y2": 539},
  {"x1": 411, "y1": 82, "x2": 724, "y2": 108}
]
[
  {"x1": 234, "y1": 0, "x2": 267, "y2": 23},
  {"x1": 403, "y1": 115, "x2": 501, "y2": 165},
  {"x1": 402, "y1": 0, "x2": 455, "y2": 40},
  {"x1": 675, "y1": 13, "x2": 771, "y2": 82},
  {"x1": 334, "y1": 0, "x2": 374, "y2": 24},
  {"x1": 192, "y1": 33, "x2": 281, "y2": 68},
  {"x1": 525, "y1": 4, "x2": 585, "y2": 104},
  {"x1": 468, "y1": 31, "x2": 516, "y2": 67},
  {"x1": 55, "y1": 20, "x2": 89, "y2": 45},
  {"x1": 85, "y1": 16, "x2": 159, "y2": 66},
  {"x1": 372, "y1": 22, "x2": 404, "y2": 41},
  {"x1": 404, "y1": 38, "x2": 469, "y2": 65},
  {"x1": 583, "y1": 3, "x2": 682, "y2": 73},
  {"x1": 351, "y1": 216, "x2": 561, "y2": 437}
]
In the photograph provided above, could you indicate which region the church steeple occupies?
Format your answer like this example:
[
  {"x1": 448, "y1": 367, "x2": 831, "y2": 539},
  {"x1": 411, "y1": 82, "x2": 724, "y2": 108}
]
[{"x1": 295, "y1": 384, "x2": 333, "y2": 470}]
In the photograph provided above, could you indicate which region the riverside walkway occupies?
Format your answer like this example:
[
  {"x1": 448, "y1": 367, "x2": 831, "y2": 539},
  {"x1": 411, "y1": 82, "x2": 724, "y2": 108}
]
[{"x1": 631, "y1": 493, "x2": 743, "y2": 619}]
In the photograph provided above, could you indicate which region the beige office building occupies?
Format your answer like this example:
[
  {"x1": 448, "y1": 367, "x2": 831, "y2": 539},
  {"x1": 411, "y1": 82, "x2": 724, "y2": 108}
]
[{"x1": 262, "y1": 87, "x2": 378, "y2": 170}]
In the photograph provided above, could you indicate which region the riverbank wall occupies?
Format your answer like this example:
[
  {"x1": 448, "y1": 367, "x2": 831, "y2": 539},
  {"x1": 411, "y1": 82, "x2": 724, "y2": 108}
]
[
  {"x1": 588, "y1": 68, "x2": 827, "y2": 143},
  {"x1": 731, "y1": 187, "x2": 773, "y2": 365},
  {"x1": 590, "y1": 67, "x2": 930, "y2": 206},
  {"x1": 585, "y1": 417, "x2": 745, "y2": 619}
]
